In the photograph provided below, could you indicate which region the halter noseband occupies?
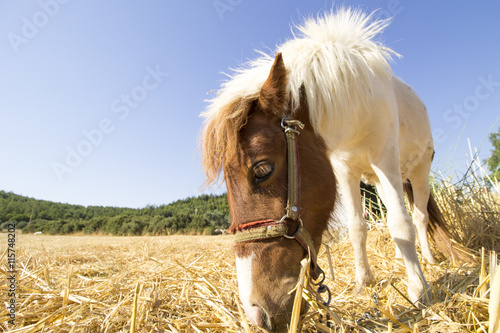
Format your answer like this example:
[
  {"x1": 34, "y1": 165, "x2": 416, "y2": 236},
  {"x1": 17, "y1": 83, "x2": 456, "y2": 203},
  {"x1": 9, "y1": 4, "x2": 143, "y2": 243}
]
[{"x1": 229, "y1": 118, "x2": 326, "y2": 284}]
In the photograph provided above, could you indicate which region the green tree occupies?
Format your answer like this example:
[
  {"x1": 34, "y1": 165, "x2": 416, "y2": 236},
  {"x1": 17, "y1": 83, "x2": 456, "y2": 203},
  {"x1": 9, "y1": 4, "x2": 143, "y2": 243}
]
[
  {"x1": 0, "y1": 190, "x2": 230, "y2": 235},
  {"x1": 486, "y1": 127, "x2": 500, "y2": 180}
]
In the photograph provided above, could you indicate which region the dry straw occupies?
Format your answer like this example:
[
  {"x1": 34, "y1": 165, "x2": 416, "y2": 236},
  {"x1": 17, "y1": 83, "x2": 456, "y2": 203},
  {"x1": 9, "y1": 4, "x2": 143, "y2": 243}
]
[{"x1": 0, "y1": 171, "x2": 498, "y2": 332}]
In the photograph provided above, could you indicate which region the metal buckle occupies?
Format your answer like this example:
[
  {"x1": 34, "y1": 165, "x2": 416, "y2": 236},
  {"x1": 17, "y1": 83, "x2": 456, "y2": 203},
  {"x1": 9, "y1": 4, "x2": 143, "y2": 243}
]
[
  {"x1": 280, "y1": 215, "x2": 304, "y2": 239},
  {"x1": 317, "y1": 284, "x2": 331, "y2": 306},
  {"x1": 281, "y1": 117, "x2": 304, "y2": 134},
  {"x1": 311, "y1": 268, "x2": 326, "y2": 286}
]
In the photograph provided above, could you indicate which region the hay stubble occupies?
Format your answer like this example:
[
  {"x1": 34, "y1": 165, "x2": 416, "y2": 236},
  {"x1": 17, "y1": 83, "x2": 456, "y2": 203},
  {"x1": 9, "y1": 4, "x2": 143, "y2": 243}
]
[{"x1": 0, "y1": 231, "x2": 494, "y2": 332}]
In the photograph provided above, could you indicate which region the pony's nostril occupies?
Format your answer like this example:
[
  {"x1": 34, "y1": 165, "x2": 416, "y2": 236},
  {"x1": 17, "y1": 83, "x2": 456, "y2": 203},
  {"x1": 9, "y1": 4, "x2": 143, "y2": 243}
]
[
  {"x1": 246, "y1": 304, "x2": 264, "y2": 327},
  {"x1": 247, "y1": 304, "x2": 275, "y2": 330},
  {"x1": 260, "y1": 310, "x2": 275, "y2": 331}
]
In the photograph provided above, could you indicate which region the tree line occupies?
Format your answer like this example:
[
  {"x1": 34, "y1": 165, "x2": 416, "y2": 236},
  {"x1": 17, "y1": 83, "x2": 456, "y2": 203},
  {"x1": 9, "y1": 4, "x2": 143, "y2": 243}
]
[
  {"x1": 2, "y1": 127, "x2": 499, "y2": 236},
  {"x1": 0, "y1": 191, "x2": 230, "y2": 236}
]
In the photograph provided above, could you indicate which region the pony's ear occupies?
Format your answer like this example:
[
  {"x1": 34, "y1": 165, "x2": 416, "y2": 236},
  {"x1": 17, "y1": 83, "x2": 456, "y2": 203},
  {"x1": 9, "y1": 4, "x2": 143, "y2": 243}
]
[{"x1": 258, "y1": 53, "x2": 288, "y2": 113}]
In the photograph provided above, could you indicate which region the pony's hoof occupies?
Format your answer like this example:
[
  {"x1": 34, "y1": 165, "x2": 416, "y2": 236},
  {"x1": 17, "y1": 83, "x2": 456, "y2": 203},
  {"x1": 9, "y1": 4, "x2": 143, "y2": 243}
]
[
  {"x1": 352, "y1": 283, "x2": 366, "y2": 297},
  {"x1": 409, "y1": 285, "x2": 432, "y2": 307},
  {"x1": 424, "y1": 256, "x2": 438, "y2": 265}
]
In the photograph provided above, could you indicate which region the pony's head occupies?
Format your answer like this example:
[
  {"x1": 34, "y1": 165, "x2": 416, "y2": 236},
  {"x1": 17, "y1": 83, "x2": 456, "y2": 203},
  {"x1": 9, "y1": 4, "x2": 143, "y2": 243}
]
[{"x1": 201, "y1": 53, "x2": 336, "y2": 331}]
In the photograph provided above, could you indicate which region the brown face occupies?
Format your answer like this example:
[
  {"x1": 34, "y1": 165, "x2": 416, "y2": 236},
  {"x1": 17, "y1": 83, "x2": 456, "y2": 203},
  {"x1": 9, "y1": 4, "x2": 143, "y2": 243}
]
[{"x1": 224, "y1": 53, "x2": 336, "y2": 332}]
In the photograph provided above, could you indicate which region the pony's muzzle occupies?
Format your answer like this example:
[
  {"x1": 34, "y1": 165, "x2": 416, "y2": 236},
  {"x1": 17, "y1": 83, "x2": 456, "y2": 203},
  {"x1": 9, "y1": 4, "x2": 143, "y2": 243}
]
[
  {"x1": 246, "y1": 297, "x2": 297, "y2": 333},
  {"x1": 245, "y1": 303, "x2": 263, "y2": 327},
  {"x1": 246, "y1": 303, "x2": 275, "y2": 331}
]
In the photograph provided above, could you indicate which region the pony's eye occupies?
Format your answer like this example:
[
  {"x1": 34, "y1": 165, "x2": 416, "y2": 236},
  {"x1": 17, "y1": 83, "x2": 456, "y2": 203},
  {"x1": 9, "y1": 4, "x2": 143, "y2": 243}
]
[{"x1": 253, "y1": 162, "x2": 274, "y2": 182}]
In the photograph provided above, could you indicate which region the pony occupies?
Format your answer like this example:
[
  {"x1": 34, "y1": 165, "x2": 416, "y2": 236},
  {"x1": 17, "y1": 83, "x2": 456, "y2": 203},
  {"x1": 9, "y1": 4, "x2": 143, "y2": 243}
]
[{"x1": 200, "y1": 8, "x2": 471, "y2": 332}]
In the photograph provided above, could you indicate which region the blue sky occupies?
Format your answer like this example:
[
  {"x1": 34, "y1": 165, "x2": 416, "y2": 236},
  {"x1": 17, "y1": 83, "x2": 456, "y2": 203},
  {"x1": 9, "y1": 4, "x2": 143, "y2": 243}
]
[{"x1": 1, "y1": 1, "x2": 499, "y2": 208}]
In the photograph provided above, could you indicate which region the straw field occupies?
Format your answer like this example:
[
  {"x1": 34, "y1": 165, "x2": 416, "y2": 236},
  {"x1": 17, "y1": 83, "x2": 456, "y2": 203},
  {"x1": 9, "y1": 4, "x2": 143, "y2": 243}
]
[
  {"x1": 0, "y1": 232, "x2": 496, "y2": 332},
  {"x1": 1, "y1": 176, "x2": 499, "y2": 332}
]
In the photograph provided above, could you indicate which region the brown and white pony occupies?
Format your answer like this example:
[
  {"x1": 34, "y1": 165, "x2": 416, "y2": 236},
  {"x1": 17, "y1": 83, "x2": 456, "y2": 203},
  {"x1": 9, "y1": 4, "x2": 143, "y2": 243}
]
[{"x1": 200, "y1": 8, "x2": 468, "y2": 332}]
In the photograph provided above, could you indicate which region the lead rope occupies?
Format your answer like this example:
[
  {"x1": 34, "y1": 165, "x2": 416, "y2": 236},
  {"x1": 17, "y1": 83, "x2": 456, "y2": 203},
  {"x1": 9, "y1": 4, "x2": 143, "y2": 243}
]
[{"x1": 289, "y1": 253, "x2": 339, "y2": 333}]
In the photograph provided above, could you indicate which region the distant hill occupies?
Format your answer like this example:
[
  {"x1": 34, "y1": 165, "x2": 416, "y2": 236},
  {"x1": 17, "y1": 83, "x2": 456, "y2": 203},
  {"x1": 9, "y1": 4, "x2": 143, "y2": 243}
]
[{"x1": 0, "y1": 190, "x2": 230, "y2": 235}]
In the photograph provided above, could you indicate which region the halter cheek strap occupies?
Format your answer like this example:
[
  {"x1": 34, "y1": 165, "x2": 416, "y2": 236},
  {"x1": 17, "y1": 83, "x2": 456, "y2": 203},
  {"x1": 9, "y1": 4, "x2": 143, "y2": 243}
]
[{"x1": 282, "y1": 118, "x2": 304, "y2": 221}]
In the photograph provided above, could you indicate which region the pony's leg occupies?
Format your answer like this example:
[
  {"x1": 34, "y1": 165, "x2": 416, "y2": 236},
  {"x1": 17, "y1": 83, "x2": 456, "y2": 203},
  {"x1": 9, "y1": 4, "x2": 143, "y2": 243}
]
[
  {"x1": 335, "y1": 168, "x2": 374, "y2": 288},
  {"x1": 408, "y1": 162, "x2": 437, "y2": 264},
  {"x1": 375, "y1": 183, "x2": 404, "y2": 260},
  {"x1": 371, "y1": 150, "x2": 430, "y2": 304}
]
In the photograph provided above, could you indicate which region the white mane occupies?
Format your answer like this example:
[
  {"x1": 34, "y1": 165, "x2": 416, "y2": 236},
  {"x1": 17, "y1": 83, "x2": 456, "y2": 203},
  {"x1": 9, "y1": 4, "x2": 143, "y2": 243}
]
[{"x1": 202, "y1": 8, "x2": 398, "y2": 136}]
